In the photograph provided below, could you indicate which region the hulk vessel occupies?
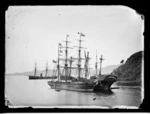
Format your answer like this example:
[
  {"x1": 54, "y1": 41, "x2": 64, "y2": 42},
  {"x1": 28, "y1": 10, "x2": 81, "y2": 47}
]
[{"x1": 48, "y1": 32, "x2": 117, "y2": 92}]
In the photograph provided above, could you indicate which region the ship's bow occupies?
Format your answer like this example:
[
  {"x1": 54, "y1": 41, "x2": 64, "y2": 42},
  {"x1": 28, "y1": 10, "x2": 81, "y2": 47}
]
[{"x1": 94, "y1": 74, "x2": 117, "y2": 92}]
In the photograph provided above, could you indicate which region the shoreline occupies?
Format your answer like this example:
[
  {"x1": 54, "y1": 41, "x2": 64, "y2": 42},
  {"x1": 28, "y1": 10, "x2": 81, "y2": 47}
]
[{"x1": 112, "y1": 81, "x2": 141, "y2": 88}]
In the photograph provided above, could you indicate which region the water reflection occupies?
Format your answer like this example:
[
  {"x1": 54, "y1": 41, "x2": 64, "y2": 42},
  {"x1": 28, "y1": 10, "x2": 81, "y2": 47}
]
[
  {"x1": 94, "y1": 90, "x2": 114, "y2": 96},
  {"x1": 114, "y1": 87, "x2": 142, "y2": 107}
]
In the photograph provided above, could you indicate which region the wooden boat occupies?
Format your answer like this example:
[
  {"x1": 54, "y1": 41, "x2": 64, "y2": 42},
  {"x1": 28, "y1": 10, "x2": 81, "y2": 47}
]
[
  {"x1": 47, "y1": 33, "x2": 117, "y2": 92},
  {"x1": 48, "y1": 74, "x2": 117, "y2": 92}
]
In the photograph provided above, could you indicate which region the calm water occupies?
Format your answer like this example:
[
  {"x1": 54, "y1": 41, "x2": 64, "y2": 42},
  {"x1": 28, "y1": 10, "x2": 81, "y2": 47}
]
[{"x1": 5, "y1": 76, "x2": 142, "y2": 108}]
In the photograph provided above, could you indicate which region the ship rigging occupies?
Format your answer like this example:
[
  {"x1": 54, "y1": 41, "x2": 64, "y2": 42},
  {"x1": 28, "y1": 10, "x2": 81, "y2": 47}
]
[{"x1": 48, "y1": 32, "x2": 117, "y2": 92}]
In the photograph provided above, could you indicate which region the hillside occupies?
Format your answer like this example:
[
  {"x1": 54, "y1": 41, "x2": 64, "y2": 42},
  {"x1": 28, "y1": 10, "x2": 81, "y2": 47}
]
[
  {"x1": 6, "y1": 64, "x2": 119, "y2": 77},
  {"x1": 112, "y1": 51, "x2": 143, "y2": 86},
  {"x1": 6, "y1": 69, "x2": 54, "y2": 76},
  {"x1": 101, "y1": 65, "x2": 119, "y2": 74}
]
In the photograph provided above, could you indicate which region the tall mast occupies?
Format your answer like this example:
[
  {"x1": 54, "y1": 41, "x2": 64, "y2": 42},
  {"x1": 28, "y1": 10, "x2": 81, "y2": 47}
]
[
  {"x1": 75, "y1": 32, "x2": 86, "y2": 80},
  {"x1": 99, "y1": 55, "x2": 104, "y2": 79},
  {"x1": 95, "y1": 50, "x2": 98, "y2": 77},
  {"x1": 78, "y1": 34, "x2": 81, "y2": 80},
  {"x1": 34, "y1": 62, "x2": 37, "y2": 76},
  {"x1": 52, "y1": 67, "x2": 55, "y2": 76},
  {"x1": 57, "y1": 43, "x2": 61, "y2": 81},
  {"x1": 52, "y1": 61, "x2": 57, "y2": 76},
  {"x1": 45, "y1": 61, "x2": 48, "y2": 77},
  {"x1": 63, "y1": 35, "x2": 72, "y2": 83},
  {"x1": 69, "y1": 56, "x2": 73, "y2": 77},
  {"x1": 84, "y1": 51, "x2": 90, "y2": 79}
]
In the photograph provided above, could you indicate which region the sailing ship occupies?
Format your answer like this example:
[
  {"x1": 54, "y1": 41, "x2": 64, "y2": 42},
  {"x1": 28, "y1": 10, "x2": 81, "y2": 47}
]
[
  {"x1": 48, "y1": 32, "x2": 117, "y2": 92},
  {"x1": 28, "y1": 62, "x2": 57, "y2": 80}
]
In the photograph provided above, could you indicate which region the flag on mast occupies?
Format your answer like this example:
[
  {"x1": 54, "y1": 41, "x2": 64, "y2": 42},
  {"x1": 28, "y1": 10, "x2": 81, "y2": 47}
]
[
  {"x1": 80, "y1": 33, "x2": 85, "y2": 37},
  {"x1": 78, "y1": 32, "x2": 85, "y2": 37},
  {"x1": 59, "y1": 43, "x2": 62, "y2": 46},
  {"x1": 59, "y1": 43, "x2": 62, "y2": 49},
  {"x1": 53, "y1": 60, "x2": 57, "y2": 63}
]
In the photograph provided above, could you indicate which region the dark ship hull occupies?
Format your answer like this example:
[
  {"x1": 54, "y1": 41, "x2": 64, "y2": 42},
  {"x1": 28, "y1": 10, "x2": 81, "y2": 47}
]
[
  {"x1": 94, "y1": 75, "x2": 117, "y2": 92},
  {"x1": 48, "y1": 74, "x2": 117, "y2": 92},
  {"x1": 29, "y1": 75, "x2": 57, "y2": 80}
]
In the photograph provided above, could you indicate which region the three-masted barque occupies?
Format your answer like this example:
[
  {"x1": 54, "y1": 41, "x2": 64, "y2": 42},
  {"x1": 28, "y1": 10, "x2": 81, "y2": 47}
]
[{"x1": 48, "y1": 32, "x2": 117, "y2": 92}]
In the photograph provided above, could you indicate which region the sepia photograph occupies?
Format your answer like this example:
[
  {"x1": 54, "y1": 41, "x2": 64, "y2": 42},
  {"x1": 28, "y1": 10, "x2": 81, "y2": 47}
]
[{"x1": 5, "y1": 5, "x2": 144, "y2": 109}]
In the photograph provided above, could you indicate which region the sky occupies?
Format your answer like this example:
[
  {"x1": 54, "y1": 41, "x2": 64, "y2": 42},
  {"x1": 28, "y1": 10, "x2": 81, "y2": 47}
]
[{"x1": 5, "y1": 6, "x2": 144, "y2": 73}]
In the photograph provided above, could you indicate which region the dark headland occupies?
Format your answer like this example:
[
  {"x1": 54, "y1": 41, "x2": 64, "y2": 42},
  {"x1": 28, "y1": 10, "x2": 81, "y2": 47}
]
[{"x1": 112, "y1": 51, "x2": 143, "y2": 86}]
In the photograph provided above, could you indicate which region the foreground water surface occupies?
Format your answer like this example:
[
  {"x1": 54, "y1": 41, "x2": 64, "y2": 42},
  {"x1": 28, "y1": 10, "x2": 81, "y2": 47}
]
[{"x1": 5, "y1": 76, "x2": 142, "y2": 108}]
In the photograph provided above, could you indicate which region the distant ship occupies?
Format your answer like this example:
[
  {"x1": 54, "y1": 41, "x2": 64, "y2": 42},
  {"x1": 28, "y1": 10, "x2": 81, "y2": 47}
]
[
  {"x1": 28, "y1": 62, "x2": 57, "y2": 80},
  {"x1": 48, "y1": 32, "x2": 117, "y2": 92}
]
